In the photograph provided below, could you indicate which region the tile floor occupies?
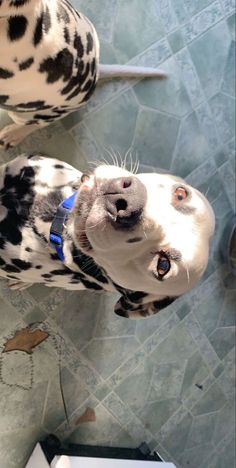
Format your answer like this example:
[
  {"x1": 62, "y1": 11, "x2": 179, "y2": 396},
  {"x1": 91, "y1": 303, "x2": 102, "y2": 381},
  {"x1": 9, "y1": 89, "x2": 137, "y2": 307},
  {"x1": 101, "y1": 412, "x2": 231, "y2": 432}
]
[{"x1": 0, "y1": 1, "x2": 235, "y2": 467}]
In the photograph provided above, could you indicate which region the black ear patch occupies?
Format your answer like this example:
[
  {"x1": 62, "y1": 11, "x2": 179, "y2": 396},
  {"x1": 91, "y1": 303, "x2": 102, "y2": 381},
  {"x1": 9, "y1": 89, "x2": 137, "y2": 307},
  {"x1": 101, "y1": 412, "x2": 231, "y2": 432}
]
[{"x1": 115, "y1": 293, "x2": 176, "y2": 319}]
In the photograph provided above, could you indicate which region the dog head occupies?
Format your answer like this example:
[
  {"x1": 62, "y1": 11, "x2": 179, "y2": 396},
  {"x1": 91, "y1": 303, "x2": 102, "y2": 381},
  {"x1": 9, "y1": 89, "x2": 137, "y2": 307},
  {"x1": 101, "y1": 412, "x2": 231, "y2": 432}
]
[{"x1": 71, "y1": 165, "x2": 215, "y2": 318}]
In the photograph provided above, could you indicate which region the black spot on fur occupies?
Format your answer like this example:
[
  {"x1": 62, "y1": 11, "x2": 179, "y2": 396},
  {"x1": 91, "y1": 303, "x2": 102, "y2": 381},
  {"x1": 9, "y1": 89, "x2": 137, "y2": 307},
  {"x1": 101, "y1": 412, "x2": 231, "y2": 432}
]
[
  {"x1": 16, "y1": 100, "x2": 51, "y2": 111},
  {"x1": 25, "y1": 247, "x2": 32, "y2": 252},
  {"x1": 50, "y1": 267, "x2": 72, "y2": 275},
  {"x1": 0, "y1": 95, "x2": 9, "y2": 105},
  {"x1": 57, "y1": 4, "x2": 70, "y2": 23},
  {"x1": 43, "y1": 5, "x2": 51, "y2": 33},
  {"x1": 54, "y1": 164, "x2": 64, "y2": 169},
  {"x1": 64, "y1": 27, "x2": 70, "y2": 44},
  {"x1": 72, "y1": 244, "x2": 109, "y2": 284},
  {"x1": 153, "y1": 297, "x2": 176, "y2": 310},
  {"x1": 0, "y1": 257, "x2": 5, "y2": 266},
  {"x1": 126, "y1": 237, "x2": 143, "y2": 243},
  {"x1": 41, "y1": 273, "x2": 52, "y2": 278},
  {"x1": 10, "y1": 0, "x2": 30, "y2": 6},
  {"x1": 74, "y1": 33, "x2": 84, "y2": 58},
  {"x1": 39, "y1": 48, "x2": 74, "y2": 83},
  {"x1": 82, "y1": 75, "x2": 97, "y2": 103},
  {"x1": 86, "y1": 32, "x2": 93, "y2": 54},
  {"x1": 0, "y1": 166, "x2": 35, "y2": 249},
  {"x1": 8, "y1": 15, "x2": 28, "y2": 41},
  {"x1": 33, "y1": 14, "x2": 43, "y2": 46},
  {"x1": 19, "y1": 56, "x2": 34, "y2": 71},
  {"x1": 33, "y1": 7, "x2": 52, "y2": 45},
  {"x1": 91, "y1": 58, "x2": 96, "y2": 76},
  {"x1": 35, "y1": 265, "x2": 42, "y2": 269},
  {"x1": 11, "y1": 258, "x2": 32, "y2": 270},
  {"x1": 0, "y1": 68, "x2": 14, "y2": 79},
  {"x1": 3, "y1": 264, "x2": 21, "y2": 273},
  {"x1": 34, "y1": 190, "x2": 63, "y2": 223}
]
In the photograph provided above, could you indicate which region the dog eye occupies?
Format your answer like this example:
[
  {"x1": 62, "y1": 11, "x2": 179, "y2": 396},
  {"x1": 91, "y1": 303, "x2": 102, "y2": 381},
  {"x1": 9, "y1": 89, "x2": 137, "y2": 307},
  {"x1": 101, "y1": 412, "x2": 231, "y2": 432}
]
[
  {"x1": 81, "y1": 174, "x2": 90, "y2": 183},
  {"x1": 157, "y1": 255, "x2": 170, "y2": 277},
  {"x1": 174, "y1": 187, "x2": 188, "y2": 201}
]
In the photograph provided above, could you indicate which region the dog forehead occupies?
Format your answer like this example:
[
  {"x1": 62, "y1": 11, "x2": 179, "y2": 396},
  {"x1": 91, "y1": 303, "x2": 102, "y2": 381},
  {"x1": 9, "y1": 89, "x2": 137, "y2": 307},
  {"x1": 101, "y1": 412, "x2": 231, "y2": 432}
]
[{"x1": 137, "y1": 172, "x2": 185, "y2": 188}]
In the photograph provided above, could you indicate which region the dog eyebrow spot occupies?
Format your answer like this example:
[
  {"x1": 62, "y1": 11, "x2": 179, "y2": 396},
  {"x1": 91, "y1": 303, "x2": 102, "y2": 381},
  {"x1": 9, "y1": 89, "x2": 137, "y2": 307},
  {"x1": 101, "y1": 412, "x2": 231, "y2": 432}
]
[
  {"x1": 167, "y1": 249, "x2": 182, "y2": 261},
  {"x1": 126, "y1": 237, "x2": 143, "y2": 243}
]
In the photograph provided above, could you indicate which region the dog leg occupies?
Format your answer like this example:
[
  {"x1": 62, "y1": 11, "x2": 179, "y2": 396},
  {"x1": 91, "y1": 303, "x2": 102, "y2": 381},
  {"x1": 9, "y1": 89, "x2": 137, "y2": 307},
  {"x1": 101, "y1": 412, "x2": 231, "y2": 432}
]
[
  {"x1": 0, "y1": 123, "x2": 39, "y2": 149},
  {"x1": 8, "y1": 280, "x2": 33, "y2": 291}
]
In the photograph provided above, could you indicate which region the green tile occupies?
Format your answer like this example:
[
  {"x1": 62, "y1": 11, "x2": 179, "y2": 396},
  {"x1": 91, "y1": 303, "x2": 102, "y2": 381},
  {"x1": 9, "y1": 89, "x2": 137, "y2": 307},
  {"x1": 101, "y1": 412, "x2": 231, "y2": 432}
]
[
  {"x1": 0, "y1": 427, "x2": 45, "y2": 468},
  {"x1": 227, "y1": 13, "x2": 236, "y2": 40},
  {"x1": 43, "y1": 367, "x2": 90, "y2": 432},
  {"x1": 73, "y1": 0, "x2": 117, "y2": 42},
  {"x1": 149, "y1": 321, "x2": 197, "y2": 365},
  {"x1": 86, "y1": 90, "x2": 139, "y2": 153},
  {"x1": 113, "y1": 0, "x2": 165, "y2": 62},
  {"x1": 222, "y1": 41, "x2": 235, "y2": 97},
  {"x1": 24, "y1": 306, "x2": 46, "y2": 325},
  {"x1": 183, "y1": 0, "x2": 214, "y2": 16},
  {"x1": 181, "y1": 442, "x2": 215, "y2": 468},
  {"x1": 168, "y1": 29, "x2": 185, "y2": 52},
  {"x1": 132, "y1": 109, "x2": 180, "y2": 169},
  {"x1": 156, "y1": 0, "x2": 179, "y2": 33},
  {"x1": 149, "y1": 360, "x2": 186, "y2": 400},
  {"x1": 161, "y1": 412, "x2": 193, "y2": 461},
  {"x1": 49, "y1": 290, "x2": 100, "y2": 350},
  {"x1": 185, "y1": 412, "x2": 219, "y2": 449},
  {"x1": 82, "y1": 336, "x2": 139, "y2": 379},
  {"x1": 176, "y1": 302, "x2": 191, "y2": 320},
  {"x1": 210, "y1": 92, "x2": 235, "y2": 144},
  {"x1": 223, "y1": 272, "x2": 236, "y2": 290},
  {"x1": 137, "y1": 398, "x2": 180, "y2": 435},
  {"x1": 211, "y1": 397, "x2": 235, "y2": 446},
  {"x1": 134, "y1": 57, "x2": 192, "y2": 117},
  {"x1": 28, "y1": 283, "x2": 52, "y2": 303},
  {"x1": 114, "y1": 360, "x2": 154, "y2": 409},
  {"x1": 0, "y1": 297, "x2": 21, "y2": 336},
  {"x1": 180, "y1": 351, "x2": 209, "y2": 400},
  {"x1": 191, "y1": 382, "x2": 227, "y2": 415},
  {"x1": 171, "y1": 112, "x2": 210, "y2": 177},
  {"x1": 219, "y1": 291, "x2": 236, "y2": 327},
  {"x1": 208, "y1": 327, "x2": 235, "y2": 359},
  {"x1": 181, "y1": 1, "x2": 224, "y2": 44},
  {"x1": 0, "y1": 381, "x2": 47, "y2": 432},
  {"x1": 208, "y1": 436, "x2": 235, "y2": 468},
  {"x1": 189, "y1": 21, "x2": 231, "y2": 98},
  {"x1": 94, "y1": 294, "x2": 136, "y2": 338},
  {"x1": 193, "y1": 286, "x2": 225, "y2": 336}
]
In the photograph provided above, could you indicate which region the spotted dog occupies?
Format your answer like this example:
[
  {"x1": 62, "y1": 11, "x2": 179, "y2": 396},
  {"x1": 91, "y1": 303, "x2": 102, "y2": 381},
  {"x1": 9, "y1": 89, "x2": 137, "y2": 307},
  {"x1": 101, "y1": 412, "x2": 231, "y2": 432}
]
[
  {"x1": 0, "y1": 154, "x2": 215, "y2": 318},
  {"x1": 0, "y1": 0, "x2": 165, "y2": 148}
]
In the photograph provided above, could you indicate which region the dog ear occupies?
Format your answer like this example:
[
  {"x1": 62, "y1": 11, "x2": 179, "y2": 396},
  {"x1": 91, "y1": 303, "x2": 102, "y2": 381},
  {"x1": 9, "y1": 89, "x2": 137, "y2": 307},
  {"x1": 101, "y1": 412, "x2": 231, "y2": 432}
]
[{"x1": 114, "y1": 290, "x2": 176, "y2": 319}]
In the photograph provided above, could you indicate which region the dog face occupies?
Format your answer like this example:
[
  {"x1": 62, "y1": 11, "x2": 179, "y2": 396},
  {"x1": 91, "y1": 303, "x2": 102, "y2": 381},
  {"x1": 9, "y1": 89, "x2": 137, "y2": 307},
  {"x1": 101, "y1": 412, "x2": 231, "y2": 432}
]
[{"x1": 72, "y1": 165, "x2": 215, "y2": 300}]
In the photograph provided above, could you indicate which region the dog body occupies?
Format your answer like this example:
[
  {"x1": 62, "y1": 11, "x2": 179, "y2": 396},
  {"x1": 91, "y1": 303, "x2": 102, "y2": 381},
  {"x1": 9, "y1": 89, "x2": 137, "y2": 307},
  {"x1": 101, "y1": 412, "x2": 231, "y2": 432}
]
[
  {"x1": 0, "y1": 0, "x2": 164, "y2": 147},
  {"x1": 0, "y1": 154, "x2": 215, "y2": 318}
]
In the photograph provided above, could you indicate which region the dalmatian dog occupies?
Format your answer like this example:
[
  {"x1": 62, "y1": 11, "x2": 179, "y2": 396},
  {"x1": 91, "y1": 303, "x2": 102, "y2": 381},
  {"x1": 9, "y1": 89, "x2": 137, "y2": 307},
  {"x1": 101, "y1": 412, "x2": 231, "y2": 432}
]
[
  {"x1": 0, "y1": 0, "x2": 165, "y2": 148},
  {"x1": 0, "y1": 154, "x2": 215, "y2": 319}
]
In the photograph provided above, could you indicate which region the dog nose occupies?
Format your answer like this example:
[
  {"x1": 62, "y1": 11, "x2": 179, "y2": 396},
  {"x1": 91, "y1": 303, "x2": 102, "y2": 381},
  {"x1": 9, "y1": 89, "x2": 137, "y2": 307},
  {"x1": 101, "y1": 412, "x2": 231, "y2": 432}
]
[{"x1": 104, "y1": 176, "x2": 147, "y2": 229}]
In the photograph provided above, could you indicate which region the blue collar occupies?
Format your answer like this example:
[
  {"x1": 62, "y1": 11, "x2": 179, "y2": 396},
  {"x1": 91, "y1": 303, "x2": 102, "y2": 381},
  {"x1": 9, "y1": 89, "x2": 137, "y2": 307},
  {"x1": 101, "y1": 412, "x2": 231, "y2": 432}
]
[{"x1": 49, "y1": 191, "x2": 78, "y2": 262}]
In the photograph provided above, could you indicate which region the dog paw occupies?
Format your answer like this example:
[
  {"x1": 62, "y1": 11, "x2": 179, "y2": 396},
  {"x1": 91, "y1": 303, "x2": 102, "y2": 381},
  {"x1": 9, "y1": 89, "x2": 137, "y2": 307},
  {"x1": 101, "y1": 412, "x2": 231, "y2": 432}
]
[
  {"x1": 0, "y1": 124, "x2": 37, "y2": 149},
  {"x1": 8, "y1": 280, "x2": 33, "y2": 291}
]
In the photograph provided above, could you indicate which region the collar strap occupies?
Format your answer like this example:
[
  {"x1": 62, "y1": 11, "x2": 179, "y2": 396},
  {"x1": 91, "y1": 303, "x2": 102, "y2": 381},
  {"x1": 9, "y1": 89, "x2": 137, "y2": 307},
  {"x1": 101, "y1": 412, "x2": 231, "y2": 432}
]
[{"x1": 50, "y1": 191, "x2": 78, "y2": 262}]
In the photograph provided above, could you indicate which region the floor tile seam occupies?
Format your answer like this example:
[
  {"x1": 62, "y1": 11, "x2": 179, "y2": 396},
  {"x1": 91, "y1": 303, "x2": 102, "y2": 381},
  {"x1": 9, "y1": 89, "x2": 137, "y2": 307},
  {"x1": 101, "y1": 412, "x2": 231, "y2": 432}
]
[
  {"x1": 155, "y1": 403, "x2": 191, "y2": 443},
  {"x1": 182, "y1": 373, "x2": 217, "y2": 409},
  {"x1": 181, "y1": 5, "x2": 225, "y2": 47},
  {"x1": 142, "y1": 312, "x2": 180, "y2": 355},
  {"x1": 182, "y1": 312, "x2": 222, "y2": 370},
  {"x1": 138, "y1": 102, "x2": 186, "y2": 120},
  {"x1": 153, "y1": 440, "x2": 180, "y2": 467}
]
